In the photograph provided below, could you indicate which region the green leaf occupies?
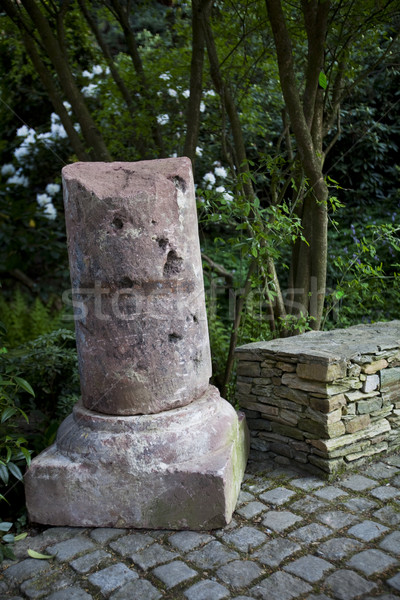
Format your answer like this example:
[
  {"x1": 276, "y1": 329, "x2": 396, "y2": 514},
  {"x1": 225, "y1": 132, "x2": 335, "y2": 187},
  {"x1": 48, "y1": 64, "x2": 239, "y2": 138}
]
[
  {"x1": 2, "y1": 534, "x2": 14, "y2": 543},
  {"x1": 1, "y1": 407, "x2": 17, "y2": 423},
  {"x1": 7, "y1": 462, "x2": 23, "y2": 481},
  {"x1": 14, "y1": 532, "x2": 28, "y2": 541},
  {"x1": 0, "y1": 522, "x2": 13, "y2": 532},
  {"x1": 27, "y1": 549, "x2": 53, "y2": 560},
  {"x1": 318, "y1": 71, "x2": 327, "y2": 89},
  {"x1": 14, "y1": 377, "x2": 35, "y2": 397}
]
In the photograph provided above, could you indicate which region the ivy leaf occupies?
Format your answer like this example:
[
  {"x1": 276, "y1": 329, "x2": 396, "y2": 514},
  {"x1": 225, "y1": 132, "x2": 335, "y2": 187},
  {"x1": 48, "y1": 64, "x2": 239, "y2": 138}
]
[
  {"x1": 318, "y1": 71, "x2": 327, "y2": 89},
  {"x1": 0, "y1": 522, "x2": 13, "y2": 532},
  {"x1": 7, "y1": 462, "x2": 23, "y2": 481},
  {"x1": 27, "y1": 549, "x2": 53, "y2": 560}
]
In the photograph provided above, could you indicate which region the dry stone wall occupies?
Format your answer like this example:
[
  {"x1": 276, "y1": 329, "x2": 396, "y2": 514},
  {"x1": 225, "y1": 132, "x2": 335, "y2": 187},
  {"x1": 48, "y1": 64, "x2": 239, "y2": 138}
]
[{"x1": 236, "y1": 321, "x2": 400, "y2": 476}]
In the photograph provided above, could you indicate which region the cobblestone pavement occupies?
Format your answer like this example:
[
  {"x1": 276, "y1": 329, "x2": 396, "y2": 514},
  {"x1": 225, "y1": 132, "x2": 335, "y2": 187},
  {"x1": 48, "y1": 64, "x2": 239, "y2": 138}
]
[{"x1": 2, "y1": 454, "x2": 400, "y2": 600}]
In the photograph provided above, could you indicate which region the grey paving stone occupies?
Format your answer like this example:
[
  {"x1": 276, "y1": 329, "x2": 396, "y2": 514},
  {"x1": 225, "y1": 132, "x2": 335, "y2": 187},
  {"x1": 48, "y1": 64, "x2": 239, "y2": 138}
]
[
  {"x1": 262, "y1": 510, "x2": 302, "y2": 533},
  {"x1": 90, "y1": 528, "x2": 127, "y2": 544},
  {"x1": 45, "y1": 588, "x2": 92, "y2": 600},
  {"x1": 316, "y1": 537, "x2": 364, "y2": 561},
  {"x1": 253, "y1": 537, "x2": 301, "y2": 567},
  {"x1": 380, "y1": 531, "x2": 400, "y2": 555},
  {"x1": 340, "y1": 474, "x2": 378, "y2": 491},
  {"x1": 46, "y1": 536, "x2": 96, "y2": 561},
  {"x1": 363, "y1": 461, "x2": 399, "y2": 479},
  {"x1": 304, "y1": 595, "x2": 332, "y2": 600},
  {"x1": 347, "y1": 548, "x2": 398, "y2": 575},
  {"x1": 110, "y1": 579, "x2": 162, "y2": 600},
  {"x1": 217, "y1": 559, "x2": 263, "y2": 589},
  {"x1": 153, "y1": 560, "x2": 197, "y2": 588},
  {"x1": 42, "y1": 527, "x2": 85, "y2": 542},
  {"x1": 388, "y1": 573, "x2": 400, "y2": 592},
  {"x1": 290, "y1": 477, "x2": 324, "y2": 491},
  {"x1": 317, "y1": 510, "x2": 359, "y2": 530},
  {"x1": 324, "y1": 569, "x2": 377, "y2": 599},
  {"x1": 20, "y1": 570, "x2": 73, "y2": 599},
  {"x1": 13, "y1": 529, "x2": 84, "y2": 560},
  {"x1": 109, "y1": 532, "x2": 154, "y2": 556},
  {"x1": 187, "y1": 540, "x2": 239, "y2": 569},
  {"x1": 290, "y1": 496, "x2": 326, "y2": 513},
  {"x1": 392, "y1": 475, "x2": 400, "y2": 487},
  {"x1": 259, "y1": 487, "x2": 296, "y2": 506},
  {"x1": 250, "y1": 570, "x2": 312, "y2": 600},
  {"x1": 237, "y1": 490, "x2": 256, "y2": 504},
  {"x1": 214, "y1": 518, "x2": 238, "y2": 537},
  {"x1": 373, "y1": 505, "x2": 400, "y2": 526},
  {"x1": 184, "y1": 579, "x2": 230, "y2": 600},
  {"x1": 288, "y1": 522, "x2": 333, "y2": 543},
  {"x1": 314, "y1": 486, "x2": 349, "y2": 500},
  {"x1": 70, "y1": 549, "x2": 112, "y2": 574},
  {"x1": 371, "y1": 485, "x2": 400, "y2": 501},
  {"x1": 222, "y1": 525, "x2": 267, "y2": 552},
  {"x1": 362, "y1": 596, "x2": 400, "y2": 600},
  {"x1": 244, "y1": 481, "x2": 271, "y2": 494},
  {"x1": 283, "y1": 554, "x2": 333, "y2": 583},
  {"x1": 347, "y1": 519, "x2": 389, "y2": 541},
  {"x1": 3, "y1": 558, "x2": 53, "y2": 585},
  {"x1": 236, "y1": 501, "x2": 267, "y2": 518},
  {"x1": 88, "y1": 563, "x2": 138, "y2": 595},
  {"x1": 168, "y1": 531, "x2": 214, "y2": 552},
  {"x1": 384, "y1": 456, "x2": 400, "y2": 467},
  {"x1": 231, "y1": 597, "x2": 256, "y2": 600},
  {"x1": 343, "y1": 497, "x2": 378, "y2": 512},
  {"x1": 130, "y1": 543, "x2": 178, "y2": 570}
]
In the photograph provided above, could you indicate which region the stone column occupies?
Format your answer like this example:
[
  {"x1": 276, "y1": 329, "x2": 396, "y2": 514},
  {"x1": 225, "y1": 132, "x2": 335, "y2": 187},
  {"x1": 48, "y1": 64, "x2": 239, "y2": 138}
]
[{"x1": 24, "y1": 158, "x2": 249, "y2": 529}]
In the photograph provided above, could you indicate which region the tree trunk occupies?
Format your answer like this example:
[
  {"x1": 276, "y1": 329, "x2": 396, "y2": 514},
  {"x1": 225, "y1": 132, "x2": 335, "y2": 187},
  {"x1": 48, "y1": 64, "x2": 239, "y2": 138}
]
[{"x1": 20, "y1": 0, "x2": 111, "y2": 161}]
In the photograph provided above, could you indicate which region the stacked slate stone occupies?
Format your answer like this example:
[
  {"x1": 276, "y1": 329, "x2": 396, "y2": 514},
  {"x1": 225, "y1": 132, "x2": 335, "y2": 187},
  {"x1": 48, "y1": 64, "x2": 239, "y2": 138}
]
[{"x1": 235, "y1": 321, "x2": 400, "y2": 476}]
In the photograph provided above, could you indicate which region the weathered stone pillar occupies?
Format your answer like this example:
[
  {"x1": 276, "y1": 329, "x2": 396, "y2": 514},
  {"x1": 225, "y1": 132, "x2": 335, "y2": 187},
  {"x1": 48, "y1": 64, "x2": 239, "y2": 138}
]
[{"x1": 24, "y1": 158, "x2": 249, "y2": 529}]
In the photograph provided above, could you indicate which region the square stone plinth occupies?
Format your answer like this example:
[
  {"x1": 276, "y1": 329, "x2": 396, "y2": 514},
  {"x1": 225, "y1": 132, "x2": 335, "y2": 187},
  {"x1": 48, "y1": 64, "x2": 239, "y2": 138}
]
[{"x1": 24, "y1": 387, "x2": 249, "y2": 530}]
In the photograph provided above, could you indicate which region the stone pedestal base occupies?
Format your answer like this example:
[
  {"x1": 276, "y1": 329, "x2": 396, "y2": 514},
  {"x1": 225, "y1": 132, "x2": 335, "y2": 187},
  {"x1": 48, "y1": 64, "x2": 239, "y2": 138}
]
[{"x1": 25, "y1": 387, "x2": 249, "y2": 530}]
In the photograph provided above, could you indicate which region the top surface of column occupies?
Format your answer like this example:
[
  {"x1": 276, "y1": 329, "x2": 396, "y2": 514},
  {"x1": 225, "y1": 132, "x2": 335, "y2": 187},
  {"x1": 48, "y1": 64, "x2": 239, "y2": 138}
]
[{"x1": 62, "y1": 158, "x2": 211, "y2": 415}]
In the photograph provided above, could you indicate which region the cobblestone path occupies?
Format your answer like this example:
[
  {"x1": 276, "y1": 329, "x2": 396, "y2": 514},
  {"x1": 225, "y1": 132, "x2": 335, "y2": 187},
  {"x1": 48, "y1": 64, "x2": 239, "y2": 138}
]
[{"x1": 2, "y1": 454, "x2": 400, "y2": 599}]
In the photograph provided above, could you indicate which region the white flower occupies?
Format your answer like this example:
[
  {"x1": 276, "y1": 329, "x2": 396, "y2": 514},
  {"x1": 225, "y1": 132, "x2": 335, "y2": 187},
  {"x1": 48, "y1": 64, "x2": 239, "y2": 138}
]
[
  {"x1": 104, "y1": 66, "x2": 111, "y2": 75},
  {"x1": 74, "y1": 123, "x2": 81, "y2": 133},
  {"x1": 51, "y1": 112, "x2": 60, "y2": 124},
  {"x1": 92, "y1": 64, "x2": 103, "y2": 75},
  {"x1": 63, "y1": 101, "x2": 72, "y2": 113},
  {"x1": 17, "y1": 125, "x2": 30, "y2": 137},
  {"x1": 37, "y1": 132, "x2": 52, "y2": 141},
  {"x1": 82, "y1": 69, "x2": 94, "y2": 79},
  {"x1": 14, "y1": 146, "x2": 30, "y2": 161},
  {"x1": 168, "y1": 88, "x2": 178, "y2": 97},
  {"x1": 205, "y1": 89, "x2": 216, "y2": 97},
  {"x1": 171, "y1": 152, "x2": 178, "y2": 158},
  {"x1": 216, "y1": 186, "x2": 225, "y2": 193},
  {"x1": 195, "y1": 146, "x2": 203, "y2": 157},
  {"x1": 1, "y1": 164, "x2": 15, "y2": 176},
  {"x1": 203, "y1": 172, "x2": 216, "y2": 185},
  {"x1": 157, "y1": 114, "x2": 169, "y2": 125},
  {"x1": 44, "y1": 203, "x2": 57, "y2": 220},
  {"x1": 51, "y1": 122, "x2": 68, "y2": 138},
  {"x1": 215, "y1": 166, "x2": 227, "y2": 178},
  {"x1": 182, "y1": 89, "x2": 190, "y2": 98},
  {"x1": 159, "y1": 73, "x2": 170, "y2": 80},
  {"x1": 37, "y1": 193, "x2": 52, "y2": 207},
  {"x1": 7, "y1": 174, "x2": 29, "y2": 186},
  {"x1": 81, "y1": 83, "x2": 98, "y2": 97},
  {"x1": 199, "y1": 101, "x2": 206, "y2": 113},
  {"x1": 223, "y1": 192, "x2": 233, "y2": 202},
  {"x1": 46, "y1": 183, "x2": 61, "y2": 196}
]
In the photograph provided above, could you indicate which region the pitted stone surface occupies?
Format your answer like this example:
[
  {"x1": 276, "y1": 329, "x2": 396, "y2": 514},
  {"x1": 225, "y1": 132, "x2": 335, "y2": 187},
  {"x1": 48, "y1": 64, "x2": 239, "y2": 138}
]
[
  {"x1": 347, "y1": 548, "x2": 398, "y2": 575},
  {"x1": 347, "y1": 519, "x2": 389, "y2": 541},
  {"x1": 340, "y1": 474, "x2": 378, "y2": 491},
  {"x1": 4, "y1": 452, "x2": 400, "y2": 600},
  {"x1": 88, "y1": 563, "x2": 138, "y2": 594},
  {"x1": 250, "y1": 571, "x2": 312, "y2": 600},
  {"x1": 262, "y1": 510, "x2": 302, "y2": 532},
  {"x1": 314, "y1": 486, "x2": 348, "y2": 500},
  {"x1": 216, "y1": 560, "x2": 263, "y2": 589},
  {"x1": 324, "y1": 569, "x2": 377, "y2": 599},
  {"x1": 370, "y1": 485, "x2": 400, "y2": 501},
  {"x1": 283, "y1": 554, "x2": 333, "y2": 582},
  {"x1": 152, "y1": 561, "x2": 197, "y2": 588},
  {"x1": 236, "y1": 501, "x2": 267, "y2": 518},
  {"x1": 259, "y1": 487, "x2": 296, "y2": 506},
  {"x1": 222, "y1": 526, "x2": 267, "y2": 552}
]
